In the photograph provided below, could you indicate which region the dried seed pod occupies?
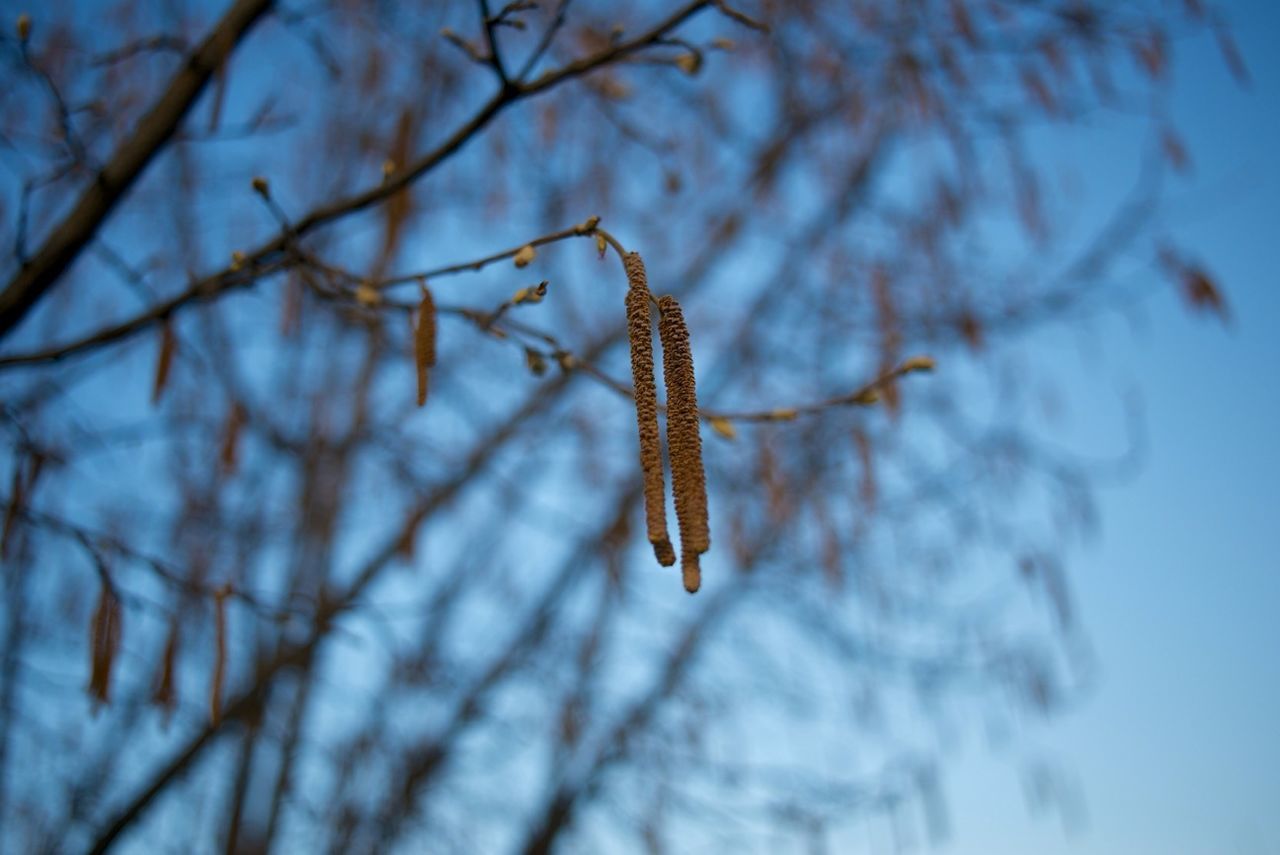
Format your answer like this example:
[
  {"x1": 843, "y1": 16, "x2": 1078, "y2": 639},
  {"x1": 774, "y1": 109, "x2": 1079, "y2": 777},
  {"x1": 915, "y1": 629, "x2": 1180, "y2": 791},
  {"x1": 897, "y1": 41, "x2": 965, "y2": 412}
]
[
  {"x1": 87, "y1": 580, "x2": 123, "y2": 708},
  {"x1": 624, "y1": 253, "x2": 674, "y2": 567},
  {"x1": 415, "y1": 286, "x2": 437, "y2": 407},
  {"x1": 658, "y1": 294, "x2": 709, "y2": 587}
]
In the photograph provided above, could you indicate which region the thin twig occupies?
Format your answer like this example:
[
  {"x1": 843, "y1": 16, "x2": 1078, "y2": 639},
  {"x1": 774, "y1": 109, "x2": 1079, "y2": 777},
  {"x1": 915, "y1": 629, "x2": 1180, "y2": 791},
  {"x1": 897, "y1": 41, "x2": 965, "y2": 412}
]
[
  {"x1": 0, "y1": 2, "x2": 712, "y2": 354},
  {"x1": 0, "y1": 0, "x2": 276, "y2": 338}
]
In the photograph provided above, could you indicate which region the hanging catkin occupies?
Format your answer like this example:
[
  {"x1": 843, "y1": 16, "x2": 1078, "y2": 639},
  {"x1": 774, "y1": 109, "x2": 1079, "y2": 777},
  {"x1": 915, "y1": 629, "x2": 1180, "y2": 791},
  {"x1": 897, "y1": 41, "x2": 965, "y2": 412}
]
[
  {"x1": 210, "y1": 585, "x2": 230, "y2": 726},
  {"x1": 415, "y1": 286, "x2": 437, "y2": 407},
  {"x1": 152, "y1": 318, "x2": 176, "y2": 405},
  {"x1": 152, "y1": 618, "x2": 180, "y2": 722},
  {"x1": 87, "y1": 580, "x2": 123, "y2": 707},
  {"x1": 624, "y1": 253, "x2": 675, "y2": 567},
  {"x1": 658, "y1": 295, "x2": 709, "y2": 593}
]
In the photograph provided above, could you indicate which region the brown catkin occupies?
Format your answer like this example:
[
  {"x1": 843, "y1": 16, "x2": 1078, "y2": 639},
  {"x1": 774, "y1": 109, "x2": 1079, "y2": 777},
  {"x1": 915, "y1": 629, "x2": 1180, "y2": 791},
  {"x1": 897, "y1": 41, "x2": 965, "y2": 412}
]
[
  {"x1": 658, "y1": 295, "x2": 709, "y2": 592},
  {"x1": 0, "y1": 454, "x2": 39, "y2": 560},
  {"x1": 87, "y1": 581, "x2": 123, "y2": 707},
  {"x1": 624, "y1": 253, "x2": 675, "y2": 567},
  {"x1": 152, "y1": 318, "x2": 176, "y2": 405},
  {"x1": 152, "y1": 618, "x2": 180, "y2": 721},
  {"x1": 0, "y1": 466, "x2": 20, "y2": 560},
  {"x1": 415, "y1": 286, "x2": 437, "y2": 407},
  {"x1": 682, "y1": 553, "x2": 702, "y2": 595},
  {"x1": 219, "y1": 402, "x2": 246, "y2": 475},
  {"x1": 210, "y1": 586, "x2": 229, "y2": 726}
]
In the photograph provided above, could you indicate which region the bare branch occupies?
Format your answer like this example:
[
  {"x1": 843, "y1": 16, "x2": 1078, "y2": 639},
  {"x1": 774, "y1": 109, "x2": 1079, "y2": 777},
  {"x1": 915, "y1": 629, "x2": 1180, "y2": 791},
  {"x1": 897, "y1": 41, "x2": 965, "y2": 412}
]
[{"x1": 0, "y1": 0, "x2": 275, "y2": 339}]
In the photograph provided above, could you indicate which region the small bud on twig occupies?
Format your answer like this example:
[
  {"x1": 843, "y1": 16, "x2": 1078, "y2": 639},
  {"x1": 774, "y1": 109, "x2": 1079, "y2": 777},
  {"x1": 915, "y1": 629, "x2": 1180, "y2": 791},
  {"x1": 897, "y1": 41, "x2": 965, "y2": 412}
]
[
  {"x1": 524, "y1": 347, "x2": 548, "y2": 376},
  {"x1": 512, "y1": 280, "x2": 548, "y2": 304},
  {"x1": 675, "y1": 53, "x2": 702, "y2": 75},
  {"x1": 355, "y1": 281, "x2": 381, "y2": 307},
  {"x1": 900, "y1": 355, "x2": 936, "y2": 373},
  {"x1": 852, "y1": 388, "x2": 880, "y2": 405},
  {"x1": 709, "y1": 416, "x2": 737, "y2": 440}
]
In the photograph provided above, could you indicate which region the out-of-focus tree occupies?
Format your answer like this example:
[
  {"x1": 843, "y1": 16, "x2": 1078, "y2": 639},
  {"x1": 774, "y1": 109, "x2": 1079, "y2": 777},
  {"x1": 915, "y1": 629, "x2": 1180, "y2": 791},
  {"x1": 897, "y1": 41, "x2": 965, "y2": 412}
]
[{"x1": 0, "y1": 0, "x2": 1235, "y2": 852}]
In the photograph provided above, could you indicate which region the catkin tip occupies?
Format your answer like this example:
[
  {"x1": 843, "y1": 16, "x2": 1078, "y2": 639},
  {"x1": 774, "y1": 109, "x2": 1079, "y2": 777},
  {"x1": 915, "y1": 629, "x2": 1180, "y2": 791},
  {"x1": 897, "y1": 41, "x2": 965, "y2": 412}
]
[
  {"x1": 652, "y1": 538, "x2": 676, "y2": 567},
  {"x1": 682, "y1": 554, "x2": 701, "y2": 593}
]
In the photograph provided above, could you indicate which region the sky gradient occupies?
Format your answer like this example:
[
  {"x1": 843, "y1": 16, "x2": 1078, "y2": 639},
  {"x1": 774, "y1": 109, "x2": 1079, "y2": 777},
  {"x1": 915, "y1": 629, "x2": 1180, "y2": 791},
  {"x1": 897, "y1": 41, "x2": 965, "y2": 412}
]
[{"x1": 941, "y1": 2, "x2": 1280, "y2": 852}]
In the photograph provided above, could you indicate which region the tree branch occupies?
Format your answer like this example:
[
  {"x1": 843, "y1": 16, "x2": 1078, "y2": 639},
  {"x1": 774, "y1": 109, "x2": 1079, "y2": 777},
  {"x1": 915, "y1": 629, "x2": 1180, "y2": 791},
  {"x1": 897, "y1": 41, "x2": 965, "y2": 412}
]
[
  {"x1": 0, "y1": 1, "x2": 713, "y2": 364},
  {"x1": 82, "y1": 327, "x2": 623, "y2": 852},
  {"x1": 0, "y1": 0, "x2": 276, "y2": 340}
]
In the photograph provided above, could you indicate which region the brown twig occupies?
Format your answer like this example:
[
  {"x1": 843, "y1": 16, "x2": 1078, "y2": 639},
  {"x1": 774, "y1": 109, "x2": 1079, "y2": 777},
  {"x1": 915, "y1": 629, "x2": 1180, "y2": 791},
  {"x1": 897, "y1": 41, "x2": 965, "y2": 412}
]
[
  {"x1": 0, "y1": 1, "x2": 712, "y2": 353},
  {"x1": 0, "y1": 0, "x2": 276, "y2": 339}
]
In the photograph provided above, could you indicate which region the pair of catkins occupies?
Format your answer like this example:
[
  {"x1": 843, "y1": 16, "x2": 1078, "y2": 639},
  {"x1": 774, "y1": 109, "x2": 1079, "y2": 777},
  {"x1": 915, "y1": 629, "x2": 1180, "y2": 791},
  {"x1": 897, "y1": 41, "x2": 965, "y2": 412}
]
[{"x1": 624, "y1": 252, "x2": 709, "y2": 593}]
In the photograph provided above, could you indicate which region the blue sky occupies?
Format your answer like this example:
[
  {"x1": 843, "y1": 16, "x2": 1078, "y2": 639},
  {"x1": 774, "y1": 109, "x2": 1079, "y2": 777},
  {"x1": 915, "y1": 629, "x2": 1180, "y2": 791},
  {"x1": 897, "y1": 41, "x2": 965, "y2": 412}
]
[
  {"x1": 939, "y1": 2, "x2": 1280, "y2": 852},
  {"x1": 0, "y1": 3, "x2": 1274, "y2": 852}
]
